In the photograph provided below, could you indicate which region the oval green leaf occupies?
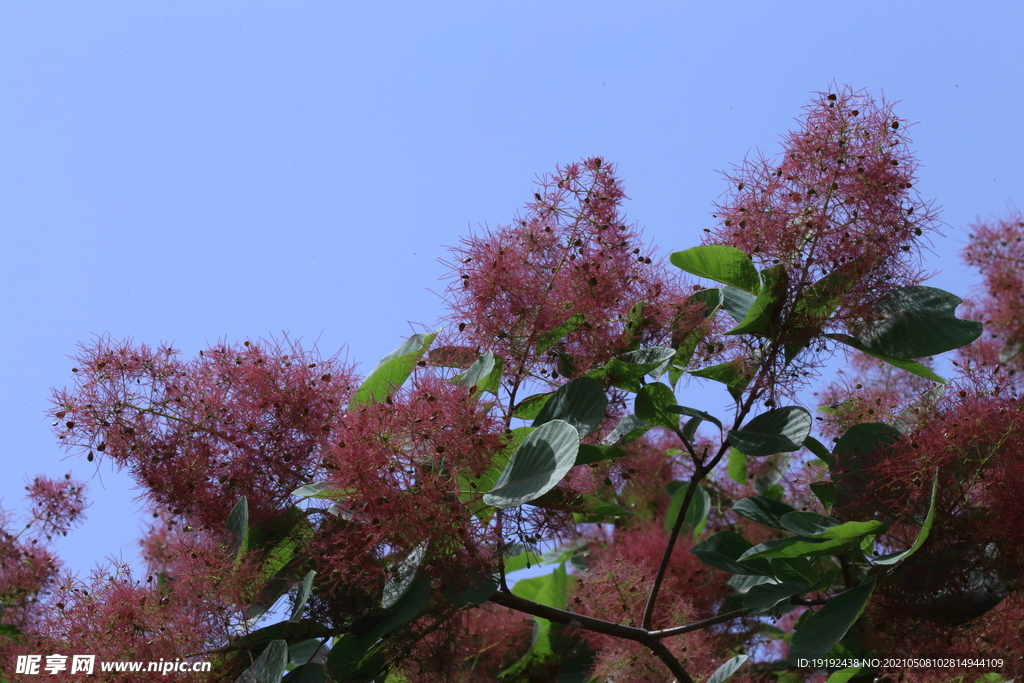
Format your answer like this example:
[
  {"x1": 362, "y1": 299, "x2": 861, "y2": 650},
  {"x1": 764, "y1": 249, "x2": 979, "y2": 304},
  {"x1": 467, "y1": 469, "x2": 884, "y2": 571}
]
[
  {"x1": 351, "y1": 329, "x2": 438, "y2": 405},
  {"x1": 708, "y1": 654, "x2": 749, "y2": 683},
  {"x1": 533, "y1": 376, "x2": 607, "y2": 439},
  {"x1": 854, "y1": 286, "x2": 983, "y2": 359},
  {"x1": 635, "y1": 382, "x2": 680, "y2": 430},
  {"x1": 729, "y1": 407, "x2": 812, "y2": 456},
  {"x1": 726, "y1": 265, "x2": 786, "y2": 336},
  {"x1": 779, "y1": 511, "x2": 841, "y2": 536},
  {"x1": 253, "y1": 640, "x2": 289, "y2": 683},
  {"x1": 690, "y1": 530, "x2": 774, "y2": 576},
  {"x1": 670, "y1": 245, "x2": 761, "y2": 294},
  {"x1": 743, "y1": 581, "x2": 813, "y2": 614},
  {"x1": 483, "y1": 420, "x2": 580, "y2": 509},
  {"x1": 789, "y1": 578, "x2": 877, "y2": 661},
  {"x1": 732, "y1": 496, "x2": 798, "y2": 530}
]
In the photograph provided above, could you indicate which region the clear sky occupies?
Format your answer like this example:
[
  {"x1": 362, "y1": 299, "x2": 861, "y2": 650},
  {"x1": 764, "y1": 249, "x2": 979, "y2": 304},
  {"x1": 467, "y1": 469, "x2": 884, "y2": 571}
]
[{"x1": 2, "y1": 2, "x2": 1022, "y2": 578}]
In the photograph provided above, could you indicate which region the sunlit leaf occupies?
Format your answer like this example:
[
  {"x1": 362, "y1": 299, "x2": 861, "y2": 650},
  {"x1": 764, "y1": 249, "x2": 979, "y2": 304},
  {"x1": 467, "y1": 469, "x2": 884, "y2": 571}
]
[
  {"x1": 483, "y1": 421, "x2": 579, "y2": 509},
  {"x1": 351, "y1": 329, "x2": 439, "y2": 405},
  {"x1": 670, "y1": 245, "x2": 761, "y2": 294}
]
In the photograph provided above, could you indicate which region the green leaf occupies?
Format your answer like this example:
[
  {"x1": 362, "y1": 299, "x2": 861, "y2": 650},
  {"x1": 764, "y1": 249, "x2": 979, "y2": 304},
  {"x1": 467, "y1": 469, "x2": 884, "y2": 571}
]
[
  {"x1": 809, "y1": 483, "x2": 836, "y2": 512},
  {"x1": 789, "y1": 578, "x2": 877, "y2": 661},
  {"x1": 252, "y1": 640, "x2": 289, "y2": 683},
  {"x1": 686, "y1": 287, "x2": 725, "y2": 317},
  {"x1": 635, "y1": 383, "x2": 680, "y2": 430},
  {"x1": 483, "y1": 420, "x2": 580, "y2": 508},
  {"x1": 382, "y1": 542, "x2": 428, "y2": 609},
  {"x1": 532, "y1": 376, "x2": 607, "y2": 439},
  {"x1": 687, "y1": 361, "x2": 749, "y2": 399},
  {"x1": 602, "y1": 413, "x2": 651, "y2": 445},
  {"x1": 670, "y1": 245, "x2": 761, "y2": 294},
  {"x1": 282, "y1": 663, "x2": 327, "y2": 683},
  {"x1": 671, "y1": 289, "x2": 723, "y2": 379},
  {"x1": 249, "y1": 506, "x2": 314, "y2": 581},
  {"x1": 574, "y1": 444, "x2": 627, "y2": 466},
  {"x1": 726, "y1": 265, "x2": 787, "y2": 336},
  {"x1": 733, "y1": 496, "x2": 798, "y2": 530},
  {"x1": 326, "y1": 634, "x2": 387, "y2": 682},
  {"x1": 799, "y1": 269, "x2": 852, "y2": 320},
  {"x1": 874, "y1": 470, "x2": 939, "y2": 565},
  {"x1": 707, "y1": 654, "x2": 749, "y2": 683},
  {"x1": 795, "y1": 519, "x2": 888, "y2": 543},
  {"x1": 832, "y1": 422, "x2": 902, "y2": 473},
  {"x1": 727, "y1": 448, "x2": 748, "y2": 484},
  {"x1": 351, "y1": 330, "x2": 439, "y2": 405},
  {"x1": 287, "y1": 639, "x2": 325, "y2": 668},
  {"x1": 827, "y1": 333, "x2": 946, "y2": 383},
  {"x1": 803, "y1": 435, "x2": 831, "y2": 465},
  {"x1": 620, "y1": 301, "x2": 647, "y2": 352},
  {"x1": 729, "y1": 407, "x2": 812, "y2": 456},
  {"x1": 508, "y1": 562, "x2": 568, "y2": 664},
  {"x1": 502, "y1": 544, "x2": 541, "y2": 573},
  {"x1": 771, "y1": 556, "x2": 818, "y2": 585},
  {"x1": 462, "y1": 426, "x2": 532, "y2": 502},
  {"x1": 854, "y1": 286, "x2": 982, "y2": 359},
  {"x1": 738, "y1": 536, "x2": 849, "y2": 562},
  {"x1": 667, "y1": 405, "x2": 723, "y2": 431},
  {"x1": 513, "y1": 392, "x2": 552, "y2": 420},
  {"x1": 454, "y1": 351, "x2": 495, "y2": 390},
  {"x1": 229, "y1": 619, "x2": 331, "y2": 651},
  {"x1": 826, "y1": 668, "x2": 874, "y2": 683},
  {"x1": 684, "y1": 485, "x2": 711, "y2": 538},
  {"x1": 831, "y1": 422, "x2": 903, "y2": 508},
  {"x1": 779, "y1": 511, "x2": 841, "y2": 536},
  {"x1": 590, "y1": 346, "x2": 677, "y2": 390},
  {"x1": 289, "y1": 571, "x2": 316, "y2": 622},
  {"x1": 0, "y1": 622, "x2": 23, "y2": 643},
  {"x1": 664, "y1": 483, "x2": 711, "y2": 538},
  {"x1": 537, "y1": 313, "x2": 587, "y2": 355},
  {"x1": 690, "y1": 531, "x2": 774, "y2": 576},
  {"x1": 578, "y1": 497, "x2": 636, "y2": 519},
  {"x1": 227, "y1": 496, "x2": 249, "y2": 558},
  {"x1": 739, "y1": 521, "x2": 888, "y2": 562},
  {"x1": 365, "y1": 578, "x2": 433, "y2": 641},
  {"x1": 744, "y1": 581, "x2": 813, "y2": 614},
  {"x1": 291, "y1": 482, "x2": 350, "y2": 500},
  {"x1": 721, "y1": 285, "x2": 757, "y2": 323}
]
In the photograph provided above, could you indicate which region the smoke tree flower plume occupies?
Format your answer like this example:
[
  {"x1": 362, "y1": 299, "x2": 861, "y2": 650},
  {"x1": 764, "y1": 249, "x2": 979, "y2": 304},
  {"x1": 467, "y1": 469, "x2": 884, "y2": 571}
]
[{"x1": 3, "y1": 87, "x2": 1017, "y2": 682}]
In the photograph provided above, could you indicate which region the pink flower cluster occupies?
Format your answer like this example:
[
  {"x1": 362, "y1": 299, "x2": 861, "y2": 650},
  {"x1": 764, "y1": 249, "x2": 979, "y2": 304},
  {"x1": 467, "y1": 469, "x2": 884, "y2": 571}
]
[
  {"x1": 961, "y1": 212, "x2": 1024, "y2": 372},
  {"x1": 51, "y1": 336, "x2": 355, "y2": 530},
  {"x1": 444, "y1": 158, "x2": 693, "y2": 381},
  {"x1": 708, "y1": 86, "x2": 939, "y2": 335}
]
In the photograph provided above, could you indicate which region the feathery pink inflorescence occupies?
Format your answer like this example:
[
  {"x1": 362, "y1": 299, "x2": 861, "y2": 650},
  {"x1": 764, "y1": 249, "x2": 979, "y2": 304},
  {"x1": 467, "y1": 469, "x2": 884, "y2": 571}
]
[
  {"x1": 314, "y1": 373, "x2": 507, "y2": 608},
  {"x1": 50, "y1": 336, "x2": 356, "y2": 530},
  {"x1": 443, "y1": 157, "x2": 693, "y2": 381},
  {"x1": 574, "y1": 519, "x2": 730, "y2": 683},
  {"x1": 960, "y1": 211, "x2": 1024, "y2": 373},
  {"x1": 708, "y1": 86, "x2": 939, "y2": 337}
]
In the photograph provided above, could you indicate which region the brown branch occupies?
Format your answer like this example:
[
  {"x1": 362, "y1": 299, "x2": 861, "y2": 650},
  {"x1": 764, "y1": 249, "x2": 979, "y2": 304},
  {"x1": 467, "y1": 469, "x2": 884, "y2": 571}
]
[{"x1": 647, "y1": 608, "x2": 750, "y2": 638}]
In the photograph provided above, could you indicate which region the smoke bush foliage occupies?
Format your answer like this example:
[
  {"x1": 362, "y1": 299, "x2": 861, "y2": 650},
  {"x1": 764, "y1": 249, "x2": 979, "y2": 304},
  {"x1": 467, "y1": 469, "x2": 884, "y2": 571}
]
[{"x1": 3, "y1": 86, "x2": 1022, "y2": 682}]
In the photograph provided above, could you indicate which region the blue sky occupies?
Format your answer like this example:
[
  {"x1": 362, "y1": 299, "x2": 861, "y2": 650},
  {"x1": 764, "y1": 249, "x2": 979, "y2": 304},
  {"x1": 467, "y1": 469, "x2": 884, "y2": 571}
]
[{"x1": 2, "y1": 3, "x2": 1022, "y2": 577}]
